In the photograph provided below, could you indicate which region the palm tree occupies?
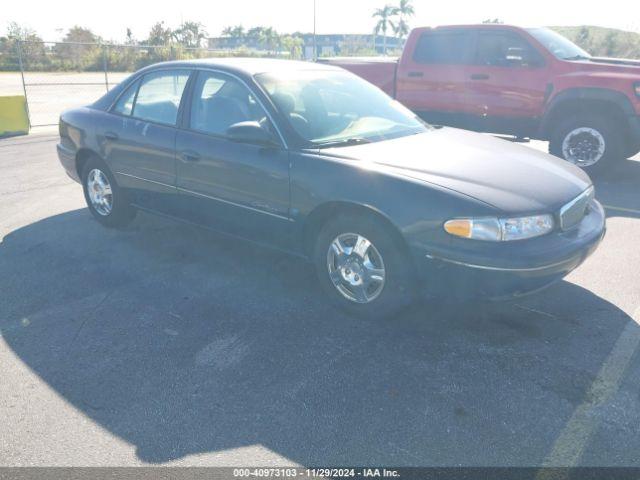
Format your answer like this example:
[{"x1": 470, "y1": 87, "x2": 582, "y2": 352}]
[
  {"x1": 373, "y1": 5, "x2": 398, "y2": 55},
  {"x1": 246, "y1": 26, "x2": 267, "y2": 48},
  {"x1": 263, "y1": 27, "x2": 280, "y2": 55},
  {"x1": 394, "y1": 0, "x2": 414, "y2": 44}
]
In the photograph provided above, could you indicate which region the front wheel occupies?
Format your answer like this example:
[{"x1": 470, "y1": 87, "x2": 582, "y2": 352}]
[
  {"x1": 313, "y1": 214, "x2": 416, "y2": 319},
  {"x1": 81, "y1": 158, "x2": 136, "y2": 228},
  {"x1": 549, "y1": 114, "x2": 622, "y2": 175}
]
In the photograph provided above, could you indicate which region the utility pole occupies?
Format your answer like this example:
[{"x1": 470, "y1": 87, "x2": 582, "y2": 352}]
[{"x1": 313, "y1": 0, "x2": 317, "y2": 61}]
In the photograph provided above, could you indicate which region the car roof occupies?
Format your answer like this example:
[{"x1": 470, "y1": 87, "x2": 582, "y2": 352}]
[
  {"x1": 145, "y1": 57, "x2": 342, "y2": 76},
  {"x1": 91, "y1": 57, "x2": 343, "y2": 112},
  {"x1": 412, "y1": 24, "x2": 537, "y2": 33}
]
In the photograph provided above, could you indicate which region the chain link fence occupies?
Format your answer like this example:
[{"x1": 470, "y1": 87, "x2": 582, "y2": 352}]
[{"x1": 0, "y1": 40, "x2": 296, "y2": 127}]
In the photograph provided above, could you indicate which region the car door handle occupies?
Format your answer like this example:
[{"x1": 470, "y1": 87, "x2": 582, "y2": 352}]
[
  {"x1": 180, "y1": 150, "x2": 201, "y2": 162},
  {"x1": 408, "y1": 71, "x2": 424, "y2": 78},
  {"x1": 470, "y1": 73, "x2": 490, "y2": 80},
  {"x1": 104, "y1": 131, "x2": 119, "y2": 141}
]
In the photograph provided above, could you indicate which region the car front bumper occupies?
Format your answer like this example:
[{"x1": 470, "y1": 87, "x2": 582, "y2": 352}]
[{"x1": 418, "y1": 199, "x2": 606, "y2": 300}]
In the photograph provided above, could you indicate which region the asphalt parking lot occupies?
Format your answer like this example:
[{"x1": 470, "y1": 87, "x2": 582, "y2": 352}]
[{"x1": 1, "y1": 131, "x2": 639, "y2": 467}]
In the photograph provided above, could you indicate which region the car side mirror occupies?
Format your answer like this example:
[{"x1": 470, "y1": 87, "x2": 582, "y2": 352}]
[{"x1": 226, "y1": 121, "x2": 279, "y2": 147}]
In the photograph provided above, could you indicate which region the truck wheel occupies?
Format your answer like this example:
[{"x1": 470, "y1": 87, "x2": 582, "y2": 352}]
[
  {"x1": 81, "y1": 157, "x2": 136, "y2": 228},
  {"x1": 623, "y1": 142, "x2": 640, "y2": 159},
  {"x1": 549, "y1": 114, "x2": 622, "y2": 175},
  {"x1": 313, "y1": 213, "x2": 416, "y2": 320}
]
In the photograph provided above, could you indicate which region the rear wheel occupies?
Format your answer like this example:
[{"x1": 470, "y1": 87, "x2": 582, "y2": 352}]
[
  {"x1": 549, "y1": 114, "x2": 622, "y2": 175},
  {"x1": 313, "y1": 214, "x2": 415, "y2": 319},
  {"x1": 81, "y1": 157, "x2": 136, "y2": 228}
]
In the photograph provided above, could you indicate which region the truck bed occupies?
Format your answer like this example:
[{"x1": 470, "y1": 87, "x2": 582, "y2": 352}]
[{"x1": 319, "y1": 57, "x2": 399, "y2": 97}]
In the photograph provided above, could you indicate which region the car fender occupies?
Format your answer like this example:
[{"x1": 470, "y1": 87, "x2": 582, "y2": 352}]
[{"x1": 289, "y1": 150, "x2": 498, "y2": 257}]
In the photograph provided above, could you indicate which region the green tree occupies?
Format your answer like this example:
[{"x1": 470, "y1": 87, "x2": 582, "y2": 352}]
[
  {"x1": 1, "y1": 22, "x2": 47, "y2": 70},
  {"x1": 55, "y1": 26, "x2": 102, "y2": 71},
  {"x1": 603, "y1": 31, "x2": 618, "y2": 56},
  {"x1": 246, "y1": 26, "x2": 267, "y2": 47},
  {"x1": 222, "y1": 25, "x2": 245, "y2": 40},
  {"x1": 173, "y1": 21, "x2": 207, "y2": 48},
  {"x1": 393, "y1": 0, "x2": 414, "y2": 42},
  {"x1": 373, "y1": 5, "x2": 398, "y2": 54},
  {"x1": 146, "y1": 21, "x2": 173, "y2": 46},
  {"x1": 280, "y1": 35, "x2": 303, "y2": 59},
  {"x1": 125, "y1": 28, "x2": 135, "y2": 45},
  {"x1": 63, "y1": 25, "x2": 100, "y2": 44},
  {"x1": 263, "y1": 27, "x2": 280, "y2": 54}
]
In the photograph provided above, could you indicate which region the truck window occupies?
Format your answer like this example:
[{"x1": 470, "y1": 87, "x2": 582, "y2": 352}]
[
  {"x1": 475, "y1": 32, "x2": 543, "y2": 67},
  {"x1": 413, "y1": 31, "x2": 473, "y2": 65}
]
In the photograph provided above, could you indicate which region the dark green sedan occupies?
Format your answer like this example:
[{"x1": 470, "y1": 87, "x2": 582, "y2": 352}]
[{"x1": 57, "y1": 59, "x2": 605, "y2": 318}]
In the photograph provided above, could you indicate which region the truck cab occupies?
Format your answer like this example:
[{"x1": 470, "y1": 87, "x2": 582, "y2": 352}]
[{"x1": 325, "y1": 24, "x2": 640, "y2": 174}]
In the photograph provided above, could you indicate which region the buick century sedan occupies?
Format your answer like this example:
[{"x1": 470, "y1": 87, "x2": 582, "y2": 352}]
[{"x1": 57, "y1": 59, "x2": 605, "y2": 317}]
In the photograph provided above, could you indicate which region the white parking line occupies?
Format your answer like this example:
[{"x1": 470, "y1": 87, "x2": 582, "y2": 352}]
[{"x1": 537, "y1": 305, "x2": 640, "y2": 474}]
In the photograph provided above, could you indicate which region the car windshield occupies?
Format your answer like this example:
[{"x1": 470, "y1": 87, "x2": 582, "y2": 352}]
[
  {"x1": 255, "y1": 69, "x2": 430, "y2": 147},
  {"x1": 526, "y1": 27, "x2": 591, "y2": 60}
]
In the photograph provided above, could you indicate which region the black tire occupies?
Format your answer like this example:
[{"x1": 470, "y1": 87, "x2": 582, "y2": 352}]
[
  {"x1": 81, "y1": 157, "x2": 136, "y2": 228},
  {"x1": 623, "y1": 142, "x2": 640, "y2": 160},
  {"x1": 313, "y1": 213, "x2": 416, "y2": 319},
  {"x1": 549, "y1": 113, "x2": 622, "y2": 176}
]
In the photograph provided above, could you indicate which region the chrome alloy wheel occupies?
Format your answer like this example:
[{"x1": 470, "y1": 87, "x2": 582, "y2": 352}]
[
  {"x1": 86, "y1": 168, "x2": 113, "y2": 216},
  {"x1": 327, "y1": 233, "x2": 386, "y2": 304},
  {"x1": 561, "y1": 127, "x2": 606, "y2": 167}
]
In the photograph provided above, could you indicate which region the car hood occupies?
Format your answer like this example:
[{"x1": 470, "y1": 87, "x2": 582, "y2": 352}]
[
  {"x1": 587, "y1": 57, "x2": 640, "y2": 69},
  {"x1": 320, "y1": 128, "x2": 592, "y2": 214}
]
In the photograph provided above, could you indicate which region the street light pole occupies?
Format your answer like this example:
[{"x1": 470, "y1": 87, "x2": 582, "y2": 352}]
[{"x1": 313, "y1": 0, "x2": 317, "y2": 61}]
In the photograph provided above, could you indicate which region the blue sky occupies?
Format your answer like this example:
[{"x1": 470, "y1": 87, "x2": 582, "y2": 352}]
[{"x1": 4, "y1": 0, "x2": 639, "y2": 42}]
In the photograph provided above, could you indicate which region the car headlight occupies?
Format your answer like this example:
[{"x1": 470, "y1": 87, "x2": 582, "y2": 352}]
[
  {"x1": 444, "y1": 214, "x2": 554, "y2": 241},
  {"x1": 634, "y1": 81, "x2": 640, "y2": 98}
]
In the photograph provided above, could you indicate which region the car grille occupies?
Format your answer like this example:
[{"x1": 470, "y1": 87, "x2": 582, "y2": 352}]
[{"x1": 559, "y1": 186, "x2": 595, "y2": 230}]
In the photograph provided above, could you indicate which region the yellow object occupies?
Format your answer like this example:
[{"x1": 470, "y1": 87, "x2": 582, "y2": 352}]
[
  {"x1": 444, "y1": 219, "x2": 472, "y2": 238},
  {"x1": 0, "y1": 96, "x2": 29, "y2": 137}
]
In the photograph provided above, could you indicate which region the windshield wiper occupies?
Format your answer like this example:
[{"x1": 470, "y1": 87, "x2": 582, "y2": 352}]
[{"x1": 315, "y1": 137, "x2": 373, "y2": 149}]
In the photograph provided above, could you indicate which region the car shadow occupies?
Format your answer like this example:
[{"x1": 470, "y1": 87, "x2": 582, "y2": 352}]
[
  {"x1": 1, "y1": 208, "x2": 639, "y2": 466},
  {"x1": 593, "y1": 157, "x2": 640, "y2": 219}
]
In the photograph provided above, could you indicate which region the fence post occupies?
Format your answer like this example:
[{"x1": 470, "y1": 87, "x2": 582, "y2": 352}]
[
  {"x1": 102, "y1": 44, "x2": 109, "y2": 92},
  {"x1": 16, "y1": 40, "x2": 32, "y2": 129}
]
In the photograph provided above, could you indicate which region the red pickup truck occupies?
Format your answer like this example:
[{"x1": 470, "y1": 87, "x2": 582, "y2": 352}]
[{"x1": 324, "y1": 25, "x2": 640, "y2": 174}]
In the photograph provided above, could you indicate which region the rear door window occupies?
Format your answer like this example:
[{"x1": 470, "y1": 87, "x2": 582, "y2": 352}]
[
  {"x1": 112, "y1": 79, "x2": 140, "y2": 116},
  {"x1": 132, "y1": 70, "x2": 190, "y2": 126},
  {"x1": 413, "y1": 30, "x2": 474, "y2": 65}
]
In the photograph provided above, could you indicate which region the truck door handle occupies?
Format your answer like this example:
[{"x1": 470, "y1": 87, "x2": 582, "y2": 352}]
[
  {"x1": 408, "y1": 71, "x2": 424, "y2": 78},
  {"x1": 104, "y1": 131, "x2": 119, "y2": 141},
  {"x1": 470, "y1": 73, "x2": 490, "y2": 80},
  {"x1": 181, "y1": 150, "x2": 201, "y2": 162}
]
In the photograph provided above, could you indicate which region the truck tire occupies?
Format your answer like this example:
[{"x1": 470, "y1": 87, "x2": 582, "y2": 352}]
[
  {"x1": 549, "y1": 113, "x2": 622, "y2": 176},
  {"x1": 623, "y1": 142, "x2": 640, "y2": 159}
]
